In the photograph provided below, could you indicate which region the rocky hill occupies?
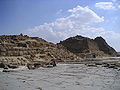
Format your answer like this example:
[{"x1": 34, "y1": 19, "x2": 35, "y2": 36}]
[
  {"x1": 0, "y1": 34, "x2": 79, "y2": 68},
  {"x1": 58, "y1": 35, "x2": 117, "y2": 58},
  {"x1": 94, "y1": 37, "x2": 117, "y2": 56}
]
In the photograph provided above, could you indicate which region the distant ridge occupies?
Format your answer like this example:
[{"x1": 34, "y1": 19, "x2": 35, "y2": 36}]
[{"x1": 58, "y1": 35, "x2": 117, "y2": 58}]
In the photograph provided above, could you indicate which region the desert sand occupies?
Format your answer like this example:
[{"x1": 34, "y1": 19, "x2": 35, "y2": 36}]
[{"x1": 0, "y1": 64, "x2": 120, "y2": 90}]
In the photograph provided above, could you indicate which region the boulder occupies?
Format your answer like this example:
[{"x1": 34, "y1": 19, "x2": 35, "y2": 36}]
[
  {"x1": 27, "y1": 63, "x2": 35, "y2": 70},
  {"x1": 8, "y1": 64, "x2": 18, "y2": 69},
  {"x1": 0, "y1": 63, "x2": 5, "y2": 68}
]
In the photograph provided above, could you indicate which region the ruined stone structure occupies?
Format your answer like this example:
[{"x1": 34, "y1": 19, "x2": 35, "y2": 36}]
[
  {"x1": 58, "y1": 35, "x2": 117, "y2": 58},
  {"x1": 0, "y1": 35, "x2": 79, "y2": 67}
]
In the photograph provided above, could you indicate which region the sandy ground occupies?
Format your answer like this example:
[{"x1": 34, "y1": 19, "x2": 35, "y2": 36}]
[{"x1": 0, "y1": 64, "x2": 120, "y2": 90}]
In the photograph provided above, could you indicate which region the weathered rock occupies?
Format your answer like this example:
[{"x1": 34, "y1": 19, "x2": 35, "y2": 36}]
[
  {"x1": 8, "y1": 64, "x2": 18, "y2": 69},
  {"x1": 45, "y1": 59, "x2": 57, "y2": 67},
  {"x1": 117, "y1": 52, "x2": 120, "y2": 57},
  {"x1": 17, "y1": 42, "x2": 28, "y2": 48},
  {"x1": 27, "y1": 59, "x2": 57, "y2": 69},
  {"x1": 86, "y1": 63, "x2": 97, "y2": 67},
  {"x1": 27, "y1": 63, "x2": 36, "y2": 70},
  {"x1": 58, "y1": 35, "x2": 117, "y2": 58},
  {"x1": 94, "y1": 37, "x2": 117, "y2": 56},
  {"x1": 0, "y1": 35, "x2": 80, "y2": 66},
  {"x1": 0, "y1": 63, "x2": 5, "y2": 68},
  {"x1": 3, "y1": 69, "x2": 10, "y2": 72}
]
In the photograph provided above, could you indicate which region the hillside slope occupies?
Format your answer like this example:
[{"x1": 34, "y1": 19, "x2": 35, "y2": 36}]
[
  {"x1": 58, "y1": 35, "x2": 117, "y2": 58},
  {"x1": 0, "y1": 34, "x2": 79, "y2": 66}
]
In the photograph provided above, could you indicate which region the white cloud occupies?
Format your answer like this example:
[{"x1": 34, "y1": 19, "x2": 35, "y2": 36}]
[
  {"x1": 95, "y1": 1, "x2": 120, "y2": 10},
  {"x1": 25, "y1": 5, "x2": 120, "y2": 51},
  {"x1": 68, "y1": 6, "x2": 104, "y2": 23},
  {"x1": 95, "y1": 2, "x2": 115, "y2": 10}
]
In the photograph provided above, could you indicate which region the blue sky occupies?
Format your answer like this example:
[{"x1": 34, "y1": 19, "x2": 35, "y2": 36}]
[{"x1": 0, "y1": 0, "x2": 120, "y2": 51}]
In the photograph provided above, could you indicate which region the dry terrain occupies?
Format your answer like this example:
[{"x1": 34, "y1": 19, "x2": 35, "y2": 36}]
[{"x1": 0, "y1": 63, "x2": 120, "y2": 90}]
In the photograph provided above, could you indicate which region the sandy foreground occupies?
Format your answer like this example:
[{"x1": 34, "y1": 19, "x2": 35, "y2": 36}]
[{"x1": 0, "y1": 64, "x2": 120, "y2": 90}]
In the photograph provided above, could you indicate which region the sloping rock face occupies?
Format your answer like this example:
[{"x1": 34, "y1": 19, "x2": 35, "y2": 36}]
[
  {"x1": 0, "y1": 35, "x2": 79, "y2": 66},
  {"x1": 58, "y1": 35, "x2": 117, "y2": 58},
  {"x1": 94, "y1": 37, "x2": 117, "y2": 56},
  {"x1": 117, "y1": 52, "x2": 120, "y2": 57}
]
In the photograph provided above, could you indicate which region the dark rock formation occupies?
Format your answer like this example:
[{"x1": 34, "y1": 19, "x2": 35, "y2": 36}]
[
  {"x1": 94, "y1": 37, "x2": 117, "y2": 56},
  {"x1": 7, "y1": 64, "x2": 18, "y2": 69},
  {"x1": 117, "y1": 52, "x2": 120, "y2": 57},
  {"x1": 0, "y1": 63, "x2": 5, "y2": 68},
  {"x1": 27, "y1": 60, "x2": 56, "y2": 69},
  {"x1": 58, "y1": 35, "x2": 117, "y2": 58}
]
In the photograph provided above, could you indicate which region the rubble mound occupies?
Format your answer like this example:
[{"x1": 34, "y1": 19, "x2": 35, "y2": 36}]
[
  {"x1": 58, "y1": 35, "x2": 117, "y2": 58},
  {"x1": 0, "y1": 34, "x2": 80, "y2": 67}
]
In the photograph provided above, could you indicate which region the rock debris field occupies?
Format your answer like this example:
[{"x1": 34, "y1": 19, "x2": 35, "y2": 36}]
[{"x1": 0, "y1": 64, "x2": 120, "y2": 90}]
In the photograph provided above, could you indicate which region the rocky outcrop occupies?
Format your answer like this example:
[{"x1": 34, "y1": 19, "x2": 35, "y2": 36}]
[
  {"x1": 117, "y1": 52, "x2": 120, "y2": 57},
  {"x1": 94, "y1": 37, "x2": 117, "y2": 56},
  {"x1": 0, "y1": 34, "x2": 117, "y2": 68},
  {"x1": 58, "y1": 35, "x2": 117, "y2": 58},
  {"x1": 0, "y1": 34, "x2": 80, "y2": 68}
]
